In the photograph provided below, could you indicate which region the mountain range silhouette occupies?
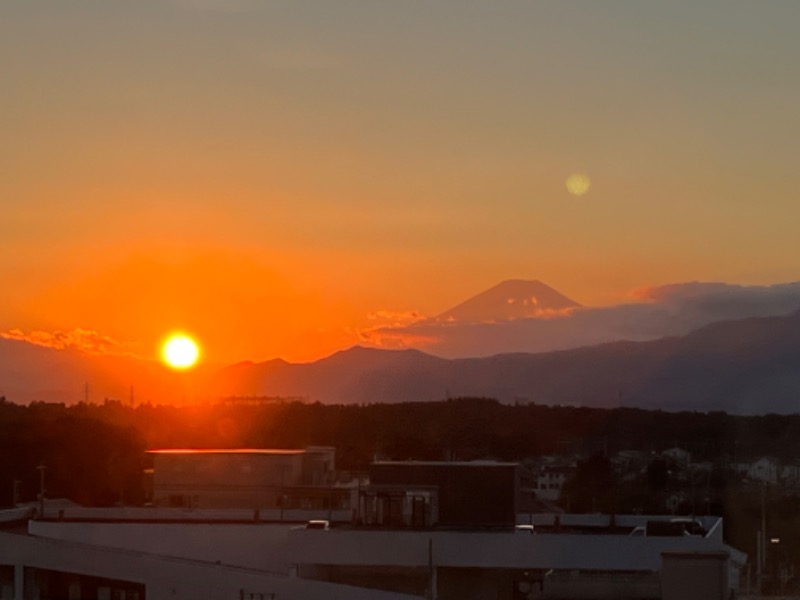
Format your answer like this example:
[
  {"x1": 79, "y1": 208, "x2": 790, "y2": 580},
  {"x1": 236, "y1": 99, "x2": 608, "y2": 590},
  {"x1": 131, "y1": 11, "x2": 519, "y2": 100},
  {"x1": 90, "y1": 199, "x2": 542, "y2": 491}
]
[{"x1": 4, "y1": 279, "x2": 800, "y2": 413}]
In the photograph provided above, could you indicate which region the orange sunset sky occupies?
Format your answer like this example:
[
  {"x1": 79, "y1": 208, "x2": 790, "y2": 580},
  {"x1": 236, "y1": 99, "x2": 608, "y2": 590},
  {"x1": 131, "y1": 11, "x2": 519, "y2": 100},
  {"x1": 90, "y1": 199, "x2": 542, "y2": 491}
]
[{"x1": 3, "y1": 2, "x2": 800, "y2": 365}]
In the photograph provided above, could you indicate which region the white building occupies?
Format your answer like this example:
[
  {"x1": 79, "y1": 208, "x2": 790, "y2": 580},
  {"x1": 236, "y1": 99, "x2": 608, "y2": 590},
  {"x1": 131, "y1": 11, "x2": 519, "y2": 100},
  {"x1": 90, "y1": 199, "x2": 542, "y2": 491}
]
[
  {"x1": 0, "y1": 504, "x2": 746, "y2": 600},
  {"x1": 739, "y1": 457, "x2": 780, "y2": 485},
  {"x1": 533, "y1": 465, "x2": 571, "y2": 502},
  {"x1": 661, "y1": 447, "x2": 692, "y2": 468}
]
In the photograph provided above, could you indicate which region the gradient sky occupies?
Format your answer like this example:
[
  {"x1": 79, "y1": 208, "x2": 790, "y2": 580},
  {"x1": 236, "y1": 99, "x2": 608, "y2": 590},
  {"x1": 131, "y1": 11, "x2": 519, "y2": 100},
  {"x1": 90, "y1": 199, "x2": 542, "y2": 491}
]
[{"x1": 3, "y1": 1, "x2": 800, "y2": 364}]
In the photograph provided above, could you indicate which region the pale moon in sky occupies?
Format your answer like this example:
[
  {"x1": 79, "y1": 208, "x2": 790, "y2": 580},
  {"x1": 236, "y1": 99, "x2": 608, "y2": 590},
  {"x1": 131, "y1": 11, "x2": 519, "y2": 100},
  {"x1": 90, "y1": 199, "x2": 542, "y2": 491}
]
[{"x1": 566, "y1": 173, "x2": 591, "y2": 196}]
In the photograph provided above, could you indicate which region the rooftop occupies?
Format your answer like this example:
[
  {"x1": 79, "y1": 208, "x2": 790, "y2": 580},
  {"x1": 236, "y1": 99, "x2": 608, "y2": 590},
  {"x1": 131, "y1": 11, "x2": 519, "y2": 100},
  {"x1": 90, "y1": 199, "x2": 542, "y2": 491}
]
[
  {"x1": 373, "y1": 460, "x2": 518, "y2": 467},
  {"x1": 147, "y1": 448, "x2": 305, "y2": 455}
]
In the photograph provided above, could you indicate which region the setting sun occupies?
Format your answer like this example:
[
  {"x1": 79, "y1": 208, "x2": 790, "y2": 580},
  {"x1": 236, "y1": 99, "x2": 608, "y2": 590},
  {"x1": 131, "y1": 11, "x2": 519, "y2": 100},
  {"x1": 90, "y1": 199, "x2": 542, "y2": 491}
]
[{"x1": 161, "y1": 334, "x2": 200, "y2": 370}]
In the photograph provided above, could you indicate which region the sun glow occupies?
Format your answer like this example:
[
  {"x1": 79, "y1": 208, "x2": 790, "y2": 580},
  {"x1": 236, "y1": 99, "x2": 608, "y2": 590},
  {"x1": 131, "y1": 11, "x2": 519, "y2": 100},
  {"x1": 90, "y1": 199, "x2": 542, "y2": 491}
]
[{"x1": 161, "y1": 334, "x2": 200, "y2": 370}]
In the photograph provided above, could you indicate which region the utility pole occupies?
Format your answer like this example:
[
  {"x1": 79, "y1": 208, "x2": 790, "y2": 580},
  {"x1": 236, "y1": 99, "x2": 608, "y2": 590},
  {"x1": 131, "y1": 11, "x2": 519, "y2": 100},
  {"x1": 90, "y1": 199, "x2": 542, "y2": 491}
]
[
  {"x1": 757, "y1": 531, "x2": 762, "y2": 594},
  {"x1": 757, "y1": 483, "x2": 766, "y2": 593},
  {"x1": 36, "y1": 464, "x2": 47, "y2": 519},
  {"x1": 279, "y1": 461, "x2": 286, "y2": 521},
  {"x1": 762, "y1": 485, "x2": 767, "y2": 572}
]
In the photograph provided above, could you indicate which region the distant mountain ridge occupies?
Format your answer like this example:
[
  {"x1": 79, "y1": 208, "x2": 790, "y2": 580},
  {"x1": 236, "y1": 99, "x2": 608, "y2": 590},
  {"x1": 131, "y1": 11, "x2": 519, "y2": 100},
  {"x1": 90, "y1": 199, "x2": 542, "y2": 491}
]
[
  {"x1": 434, "y1": 279, "x2": 581, "y2": 323},
  {"x1": 0, "y1": 337, "x2": 215, "y2": 406},
  {"x1": 5, "y1": 278, "x2": 800, "y2": 413},
  {"x1": 3, "y1": 311, "x2": 800, "y2": 413},
  {"x1": 363, "y1": 279, "x2": 800, "y2": 358},
  {"x1": 211, "y1": 310, "x2": 800, "y2": 414}
]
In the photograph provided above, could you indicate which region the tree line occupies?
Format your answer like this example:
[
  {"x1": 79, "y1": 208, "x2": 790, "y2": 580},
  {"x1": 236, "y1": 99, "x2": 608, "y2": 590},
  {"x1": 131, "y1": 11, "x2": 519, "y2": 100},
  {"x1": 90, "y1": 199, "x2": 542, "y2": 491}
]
[{"x1": 2, "y1": 395, "x2": 800, "y2": 508}]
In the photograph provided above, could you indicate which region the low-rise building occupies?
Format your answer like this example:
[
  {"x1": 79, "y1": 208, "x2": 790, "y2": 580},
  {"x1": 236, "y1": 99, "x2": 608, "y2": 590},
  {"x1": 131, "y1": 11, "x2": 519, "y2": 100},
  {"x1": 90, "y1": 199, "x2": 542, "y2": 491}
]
[
  {"x1": 735, "y1": 456, "x2": 780, "y2": 485},
  {"x1": 1, "y1": 504, "x2": 746, "y2": 600},
  {"x1": 533, "y1": 465, "x2": 572, "y2": 502},
  {"x1": 361, "y1": 461, "x2": 520, "y2": 529},
  {"x1": 0, "y1": 453, "x2": 748, "y2": 600},
  {"x1": 149, "y1": 447, "x2": 345, "y2": 510}
]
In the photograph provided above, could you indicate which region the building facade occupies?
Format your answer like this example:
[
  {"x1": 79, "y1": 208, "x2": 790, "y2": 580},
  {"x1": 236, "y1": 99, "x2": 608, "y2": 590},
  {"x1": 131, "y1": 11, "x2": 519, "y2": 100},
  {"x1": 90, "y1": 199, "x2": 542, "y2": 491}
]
[{"x1": 149, "y1": 447, "x2": 343, "y2": 510}]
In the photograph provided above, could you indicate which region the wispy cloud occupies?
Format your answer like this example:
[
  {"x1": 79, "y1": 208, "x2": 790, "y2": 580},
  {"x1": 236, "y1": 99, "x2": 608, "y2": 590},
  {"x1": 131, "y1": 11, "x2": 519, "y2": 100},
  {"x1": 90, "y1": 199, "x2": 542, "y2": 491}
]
[
  {"x1": 358, "y1": 309, "x2": 434, "y2": 349},
  {"x1": 358, "y1": 328, "x2": 440, "y2": 350},
  {"x1": 630, "y1": 282, "x2": 733, "y2": 303},
  {"x1": 523, "y1": 306, "x2": 579, "y2": 320},
  {"x1": 0, "y1": 328, "x2": 137, "y2": 356},
  {"x1": 629, "y1": 282, "x2": 800, "y2": 316},
  {"x1": 358, "y1": 304, "x2": 578, "y2": 351},
  {"x1": 366, "y1": 309, "x2": 426, "y2": 327},
  {"x1": 431, "y1": 306, "x2": 577, "y2": 325}
]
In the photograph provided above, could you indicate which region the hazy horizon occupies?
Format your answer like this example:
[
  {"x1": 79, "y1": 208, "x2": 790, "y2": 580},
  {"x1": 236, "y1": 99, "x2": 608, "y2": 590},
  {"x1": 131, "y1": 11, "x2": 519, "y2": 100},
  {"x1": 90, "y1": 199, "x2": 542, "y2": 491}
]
[{"x1": 4, "y1": 1, "x2": 800, "y2": 366}]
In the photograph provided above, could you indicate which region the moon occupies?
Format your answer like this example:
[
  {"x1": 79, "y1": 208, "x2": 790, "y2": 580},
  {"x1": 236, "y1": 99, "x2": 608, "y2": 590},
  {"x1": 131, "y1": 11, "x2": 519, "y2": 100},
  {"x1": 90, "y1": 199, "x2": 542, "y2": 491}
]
[
  {"x1": 566, "y1": 173, "x2": 591, "y2": 196},
  {"x1": 161, "y1": 334, "x2": 200, "y2": 370}
]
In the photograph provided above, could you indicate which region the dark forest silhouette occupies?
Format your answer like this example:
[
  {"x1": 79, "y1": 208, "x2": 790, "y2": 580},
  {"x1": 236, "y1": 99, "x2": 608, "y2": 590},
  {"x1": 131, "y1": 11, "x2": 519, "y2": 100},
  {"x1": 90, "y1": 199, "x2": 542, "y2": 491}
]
[{"x1": 4, "y1": 396, "x2": 800, "y2": 564}]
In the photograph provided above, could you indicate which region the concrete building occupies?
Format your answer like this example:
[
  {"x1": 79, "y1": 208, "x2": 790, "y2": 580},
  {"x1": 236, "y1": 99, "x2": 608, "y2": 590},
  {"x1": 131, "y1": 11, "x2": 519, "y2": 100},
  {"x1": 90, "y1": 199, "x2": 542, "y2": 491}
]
[
  {"x1": 0, "y1": 505, "x2": 746, "y2": 600},
  {"x1": 0, "y1": 454, "x2": 748, "y2": 599},
  {"x1": 149, "y1": 447, "x2": 345, "y2": 510},
  {"x1": 662, "y1": 447, "x2": 692, "y2": 467},
  {"x1": 0, "y1": 506, "x2": 415, "y2": 600},
  {"x1": 362, "y1": 461, "x2": 521, "y2": 529},
  {"x1": 744, "y1": 457, "x2": 780, "y2": 485},
  {"x1": 533, "y1": 465, "x2": 571, "y2": 502}
]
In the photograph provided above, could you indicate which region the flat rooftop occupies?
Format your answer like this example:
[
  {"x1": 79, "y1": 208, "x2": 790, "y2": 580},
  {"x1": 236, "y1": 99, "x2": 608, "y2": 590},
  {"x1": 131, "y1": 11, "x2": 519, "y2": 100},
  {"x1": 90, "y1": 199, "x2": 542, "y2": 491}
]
[
  {"x1": 372, "y1": 460, "x2": 518, "y2": 467},
  {"x1": 148, "y1": 448, "x2": 305, "y2": 455}
]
